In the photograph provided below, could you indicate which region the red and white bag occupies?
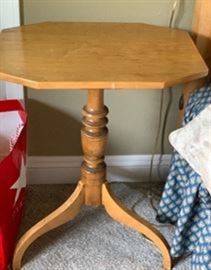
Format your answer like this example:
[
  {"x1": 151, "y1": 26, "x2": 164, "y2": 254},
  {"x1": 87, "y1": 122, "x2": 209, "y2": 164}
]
[{"x1": 0, "y1": 100, "x2": 27, "y2": 270}]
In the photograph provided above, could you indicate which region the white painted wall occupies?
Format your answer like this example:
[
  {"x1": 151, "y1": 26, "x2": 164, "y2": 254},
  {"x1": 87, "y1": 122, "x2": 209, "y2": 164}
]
[{"x1": 0, "y1": 0, "x2": 24, "y2": 100}]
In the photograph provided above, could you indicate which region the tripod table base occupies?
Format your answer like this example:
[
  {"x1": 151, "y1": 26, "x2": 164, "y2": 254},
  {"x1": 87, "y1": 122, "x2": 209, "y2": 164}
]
[
  {"x1": 13, "y1": 89, "x2": 171, "y2": 270},
  {"x1": 13, "y1": 181, "x2": 171, "y2": 270}
]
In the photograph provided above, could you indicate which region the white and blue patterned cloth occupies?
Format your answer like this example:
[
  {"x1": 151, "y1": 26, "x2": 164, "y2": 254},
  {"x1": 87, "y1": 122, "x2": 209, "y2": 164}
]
[{"x1": 157, "y1": 83, "x2": 211, "y2": 270}]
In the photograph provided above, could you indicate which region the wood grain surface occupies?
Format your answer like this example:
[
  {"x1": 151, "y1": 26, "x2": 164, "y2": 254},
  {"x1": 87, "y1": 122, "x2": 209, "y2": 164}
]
[
  {"x1": 0, "y1": 22, "x2": 208, "y2": 90},
  {"x1": 178, "y1": 0, "x2": 211, "y2": 124}
]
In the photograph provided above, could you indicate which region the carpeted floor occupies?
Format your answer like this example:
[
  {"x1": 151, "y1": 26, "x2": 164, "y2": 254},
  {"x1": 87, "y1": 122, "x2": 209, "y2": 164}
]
[{"x1": 19, "y1": 183, "x2": 191, "y2": 270}]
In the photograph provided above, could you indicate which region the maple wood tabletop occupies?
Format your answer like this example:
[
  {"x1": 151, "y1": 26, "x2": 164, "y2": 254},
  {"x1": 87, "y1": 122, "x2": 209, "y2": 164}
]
[{"x1": 0, "y1": 22, "x2": 208, "y2": 90}]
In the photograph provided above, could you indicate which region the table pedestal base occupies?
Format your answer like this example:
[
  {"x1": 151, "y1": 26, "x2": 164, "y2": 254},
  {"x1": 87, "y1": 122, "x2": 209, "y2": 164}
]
[{"x1": 13, "y1": 90, "x2": 172, "y2": 270}]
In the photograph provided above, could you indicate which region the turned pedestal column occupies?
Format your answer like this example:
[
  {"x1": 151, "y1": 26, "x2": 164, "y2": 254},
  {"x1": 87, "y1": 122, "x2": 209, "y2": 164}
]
[
  {"x1": 12, "y1": 89, "x2": 171, "y2": 270},
  {"x1": 81, "y1": 89, "x2": 108, "y2": 205}
]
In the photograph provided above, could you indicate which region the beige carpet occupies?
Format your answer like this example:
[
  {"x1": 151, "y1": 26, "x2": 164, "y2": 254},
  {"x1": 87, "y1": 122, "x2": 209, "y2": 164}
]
[{"x1": 18, "y1": 183, "x2": 191, "y2": 270}]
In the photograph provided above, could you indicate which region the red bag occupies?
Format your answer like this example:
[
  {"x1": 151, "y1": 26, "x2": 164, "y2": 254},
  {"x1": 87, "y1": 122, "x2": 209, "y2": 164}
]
[{"x1": 0, "y1": 100, "x2": 27, "y2": 270}]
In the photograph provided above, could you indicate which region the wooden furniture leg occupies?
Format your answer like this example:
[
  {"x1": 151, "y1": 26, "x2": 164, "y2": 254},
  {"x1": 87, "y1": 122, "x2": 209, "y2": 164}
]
[
  {"x1": 80, "y1": 89, "x2": 171, "y2": 269},
  {"x1": 13, "y1": 89, "x2": 171, "y2": 270},
  {"x1": 178, "y1": 79, "x2": 206, "y2": 126},
  {"x1": 12, "y1": 182, "x2": 84, "y2": 270},
  {"x1": 80, "y1": 89, "x2": 108, "y2": 206},
  {"x1": 12, "y1": 89, "x2": 108, "y2": 270},
  {"x1": 102, "y1": 183, "x2": 172, "y2": 270}
]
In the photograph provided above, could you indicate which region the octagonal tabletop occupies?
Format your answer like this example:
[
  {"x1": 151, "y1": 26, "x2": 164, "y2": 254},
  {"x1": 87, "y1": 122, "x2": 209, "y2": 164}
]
[{"x1": 0, "y1": 22, "x2": 208, "y2": 90}]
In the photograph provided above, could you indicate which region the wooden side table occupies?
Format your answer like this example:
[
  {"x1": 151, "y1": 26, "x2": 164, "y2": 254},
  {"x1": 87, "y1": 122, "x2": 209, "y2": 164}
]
[{"x1": 0, "y1": 22, "x2": 208, "y2": 270}]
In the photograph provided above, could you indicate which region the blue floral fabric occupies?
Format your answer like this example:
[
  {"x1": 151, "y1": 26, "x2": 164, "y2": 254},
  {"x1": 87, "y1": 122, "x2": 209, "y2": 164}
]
[{"x1": 157, "y1": 83, "x2": 211, "y2": 270}]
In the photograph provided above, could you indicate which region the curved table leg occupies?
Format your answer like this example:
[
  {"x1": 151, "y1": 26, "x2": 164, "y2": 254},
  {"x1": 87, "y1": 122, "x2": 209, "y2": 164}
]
[
  {"x1": 102, "y1": 182, "x2": 172, "y2": 270},
  {"x1": 12, "y1": 181, "x2": 85, "y2": 270}
]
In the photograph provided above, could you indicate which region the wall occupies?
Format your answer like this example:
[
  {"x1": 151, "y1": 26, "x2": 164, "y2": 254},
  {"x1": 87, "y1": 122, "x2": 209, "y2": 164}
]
[
  {"x1": 0, "y1": 0, "x2": 23, "y2": 100},
  {"x1": 23, "y1": 0, "x2": 196, "y2": 156}
]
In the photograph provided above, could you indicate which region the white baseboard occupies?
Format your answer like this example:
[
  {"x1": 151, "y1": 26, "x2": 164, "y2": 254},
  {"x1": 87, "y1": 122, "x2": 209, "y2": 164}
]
[{"x1": 27, "y1": 155, "x2": 171, "y2": 185}]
